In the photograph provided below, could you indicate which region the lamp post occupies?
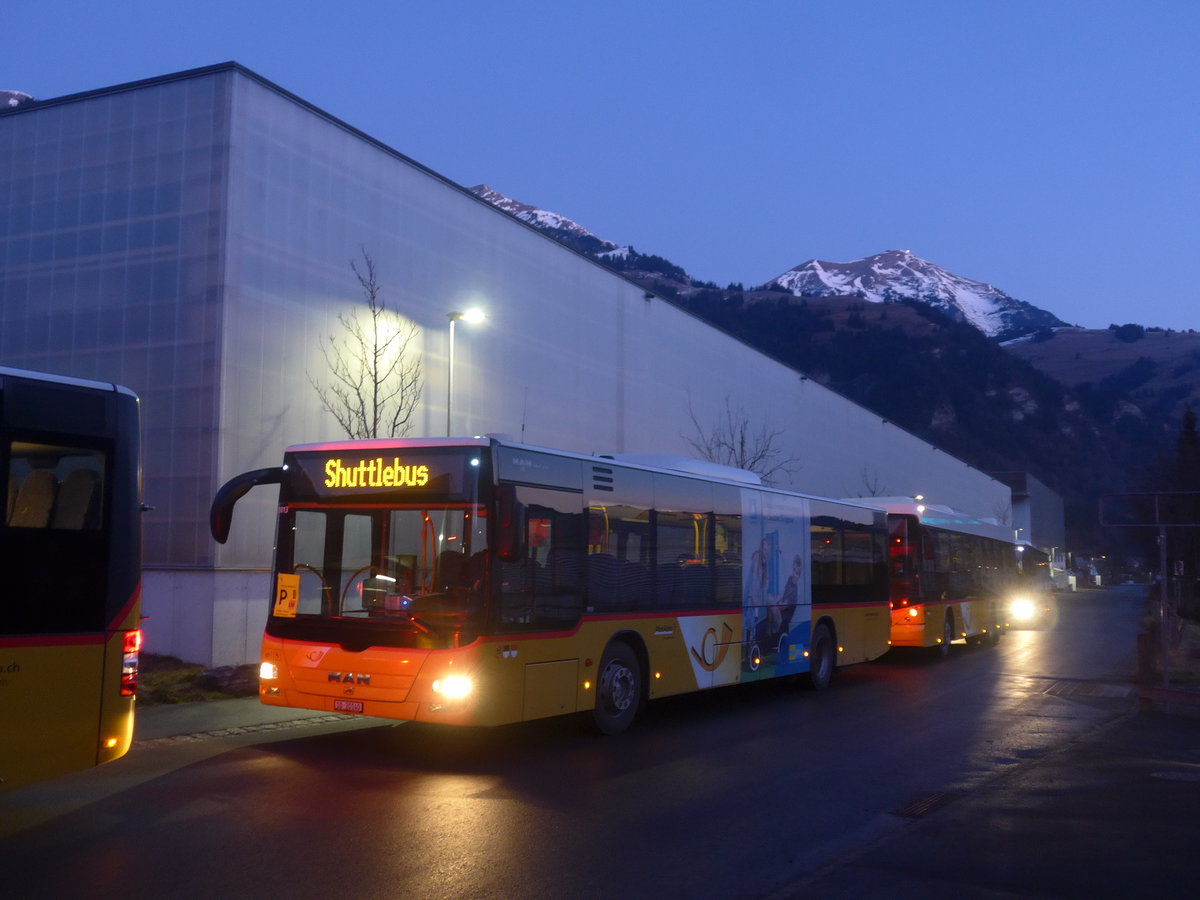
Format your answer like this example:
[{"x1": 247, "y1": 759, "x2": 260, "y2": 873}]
[{"x1": 446, "y1": 308, "x2": 485, "y2": 436}]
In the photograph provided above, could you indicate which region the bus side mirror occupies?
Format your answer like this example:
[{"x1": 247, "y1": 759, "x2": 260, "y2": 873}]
[
  {"x1": 210, "y1": 467, "x2": 284, "y2": 543},
  {"x1": 496, "y1": 484, "x2": 525, "y2": 562}
]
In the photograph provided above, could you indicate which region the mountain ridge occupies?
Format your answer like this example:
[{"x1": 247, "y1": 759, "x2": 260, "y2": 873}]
[{"x1": 469, "y1": 185, "x2": 1066, "y2": 341}]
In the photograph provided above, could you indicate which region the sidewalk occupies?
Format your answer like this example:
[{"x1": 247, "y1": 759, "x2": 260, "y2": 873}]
[{"x1": 133, "y1": 695, "x2": 367, "y2": 745}]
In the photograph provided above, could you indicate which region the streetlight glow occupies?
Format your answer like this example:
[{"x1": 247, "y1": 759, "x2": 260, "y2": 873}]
[{"x1": 446, "y1": 308, "x2": 486, "y2": 436}]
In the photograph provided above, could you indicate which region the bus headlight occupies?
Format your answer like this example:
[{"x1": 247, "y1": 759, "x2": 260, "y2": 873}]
[
  {"x1": 260, "y1": 661, "x2": 279, "y2": 680},
  {"x1": 1010, "y1": 597, "x2": 1036, "y2": 621},
  {"x1": 432, "y1": 675, "x2": 473, "y2": 700}
]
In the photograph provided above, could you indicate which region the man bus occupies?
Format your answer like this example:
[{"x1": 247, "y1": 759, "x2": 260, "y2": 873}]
[{"x1": 211, "y1": 437, "x2": 891, "y2": 734}]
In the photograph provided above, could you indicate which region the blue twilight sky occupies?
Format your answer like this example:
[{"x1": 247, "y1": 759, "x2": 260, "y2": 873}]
[{"x1": 4, "y1": 0, "x2": 1197, "y2": 331}]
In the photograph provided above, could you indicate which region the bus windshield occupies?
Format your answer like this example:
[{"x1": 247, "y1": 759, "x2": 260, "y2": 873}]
[{"x1": 270, "y1": 445, "x2": 491, "y2": 649}]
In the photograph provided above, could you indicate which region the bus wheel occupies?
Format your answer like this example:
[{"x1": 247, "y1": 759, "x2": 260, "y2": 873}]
[
  {"x1": 936, "y1": 614, "x2": 953, "y2": 658},
  {"x1": 593, "y1": 641, "x2": 641, "y2": 735},
  {"x1": 807, "y1": 623, "x2": 836, "y2": 690}
]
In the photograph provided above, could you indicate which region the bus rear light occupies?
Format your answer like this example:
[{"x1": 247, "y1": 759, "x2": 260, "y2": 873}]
[
  {"x1": 120, "y1": 628, "x2": 141, "y2": 696},
  {"x1": 907, "y1": 607, "x2": 919, "y2": 618},
  {"x1": 260, "y1": 661, "x2": 279, "y2": 681}
]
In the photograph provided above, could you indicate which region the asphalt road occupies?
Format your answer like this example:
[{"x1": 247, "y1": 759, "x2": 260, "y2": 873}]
[{"x1": 3, "y1": 585, "x2": 1181, "y2": 900}]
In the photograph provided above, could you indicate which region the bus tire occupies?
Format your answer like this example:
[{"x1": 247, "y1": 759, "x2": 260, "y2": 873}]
[
  {"x1": 988, "y1": 608, "x2": 1003, "y2": 645},
  {"x1": 806, "y1": 623, "x2": 836, "y2": 690},
  {"x1": 936, "y1": 612, "x2": 954, "y2": 658},
  {"x1": 592, "y1": 641, "x2": 641, "y2": 735}
]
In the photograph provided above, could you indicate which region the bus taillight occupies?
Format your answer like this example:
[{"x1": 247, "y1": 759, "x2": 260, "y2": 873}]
[{"x1": 121, "y1": 629, "x2": 142, "y2": 696}]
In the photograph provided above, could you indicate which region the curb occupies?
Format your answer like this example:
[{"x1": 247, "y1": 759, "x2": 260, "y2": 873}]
[
  {"x1": 134, "y1": 714, "x2": 354, "y2": 748},
  {"x1": 1138, "y1": 683, "x2": 1200, "y2": 718}
]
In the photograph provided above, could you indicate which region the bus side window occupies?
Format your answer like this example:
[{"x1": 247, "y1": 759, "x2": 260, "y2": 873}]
[
  {"x1": 496, "y1": 483, "x2": 524, "y2": 561},
  {"x1": 588, "y1": 503, "x2": 653, "y2": 612},
  {"x1": 6, "y1": 444, "x2": 106, "y2": 530},
  {"x1": 655, "y1": 509, "x2": 715, "y2": 609},
  {"x1": 499, "y1": 485, "x2": 584, "y2": 628},
  {"x1": 713, "y1": 486, "x2": 742, "y2": 608}
]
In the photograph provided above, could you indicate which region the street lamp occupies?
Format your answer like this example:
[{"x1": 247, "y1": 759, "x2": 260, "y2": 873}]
[{"x1": 446, "y1": 308, "x2": 485, "y2": 436}]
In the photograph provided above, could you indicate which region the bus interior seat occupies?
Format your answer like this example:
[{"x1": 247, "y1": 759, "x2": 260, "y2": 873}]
[
  {"x1": 8, "y1": 469, "x2": 58, "y2": 528},
  {"x1": 53, "y1": 469, "x2": 101, "y2": 529}
]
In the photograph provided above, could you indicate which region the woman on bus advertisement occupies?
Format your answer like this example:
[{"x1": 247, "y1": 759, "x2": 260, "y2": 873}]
[{"x1": 741, "y1": 490, "x2": 812, "y2": 680}]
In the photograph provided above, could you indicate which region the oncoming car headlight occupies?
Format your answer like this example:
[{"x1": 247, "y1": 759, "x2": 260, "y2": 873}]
[{"x1": 432, "y1": 674, "x2": 473, "y2": 700}]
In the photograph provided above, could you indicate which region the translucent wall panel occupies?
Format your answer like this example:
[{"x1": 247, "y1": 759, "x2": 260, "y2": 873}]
[{"x1": 0, "y1": 73, "x2": 231, "y2": 566}]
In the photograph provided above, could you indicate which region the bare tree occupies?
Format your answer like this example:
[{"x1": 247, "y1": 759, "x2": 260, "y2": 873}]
[
  {"x1": 858, "y1": 466, "x2": 887, "y2": 497},
  {"x1": 685, "y1": 395, "x2": 800, "y2": 486},
  {"x1": 309, "y1": 250, "x2": 423, "y2": 438}
]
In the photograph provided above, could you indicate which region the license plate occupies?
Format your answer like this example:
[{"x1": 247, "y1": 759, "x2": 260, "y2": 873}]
[{"x1": 334, "y1": 699, "x2": 364, "y2": 713}]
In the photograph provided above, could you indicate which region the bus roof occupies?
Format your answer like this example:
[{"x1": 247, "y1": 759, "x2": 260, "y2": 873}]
[
  {"x1": 283, "y1": 437, "x2": 884, "y2": 512},
  {"x1": 854, "y1": 496, "x2": 1014, "y2": 543},
  {"x1": 0, "y1": 366, "x2": 136, "y2": 399}
]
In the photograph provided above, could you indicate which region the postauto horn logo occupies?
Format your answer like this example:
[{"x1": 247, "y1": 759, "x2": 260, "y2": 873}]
[{"x1": 324, "y1": 457, "x2": 430, "y2": 489}]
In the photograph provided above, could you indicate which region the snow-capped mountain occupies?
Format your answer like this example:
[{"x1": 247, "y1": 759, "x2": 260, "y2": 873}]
[
  {"x1": 469, "y1": 186, "x2": 1066, "y2": 341},
  {"x1": 769, "y1": 250, "x2": 1065, "y2": 340},
  {"x1": 469, "y1": 184, "x2": 690, "y2": 284},
  {"x1": 1, "y1": 90, "x2": 35, "y2": 108},
  {"x1": 469, "y1": 185, "x2": 613, "y2": 245}
]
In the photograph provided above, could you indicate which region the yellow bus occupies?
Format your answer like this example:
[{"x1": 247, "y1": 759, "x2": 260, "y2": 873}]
[
  {"x1": 874, "y1": 498, "x2": 1013, "y2": 654},
  {"x1": 1, "y1": 367, "x2": 142, "y2": 791},
  {"x1": 211, "y1": 438, "x2": 891, "y2": 733}
]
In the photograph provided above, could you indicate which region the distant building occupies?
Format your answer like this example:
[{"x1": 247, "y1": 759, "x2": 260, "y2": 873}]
[
  {"x1": 991, "y1": 471, "x2": 1068, "y2": 581},
  {"x1": 0, "y1": 63, "x2": 1013, "y2": 664}
]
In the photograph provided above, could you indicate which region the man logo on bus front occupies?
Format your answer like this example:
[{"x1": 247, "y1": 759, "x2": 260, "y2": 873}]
[{"x1": 328, "y1": 672, "x2": 371, "y2": 685}]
